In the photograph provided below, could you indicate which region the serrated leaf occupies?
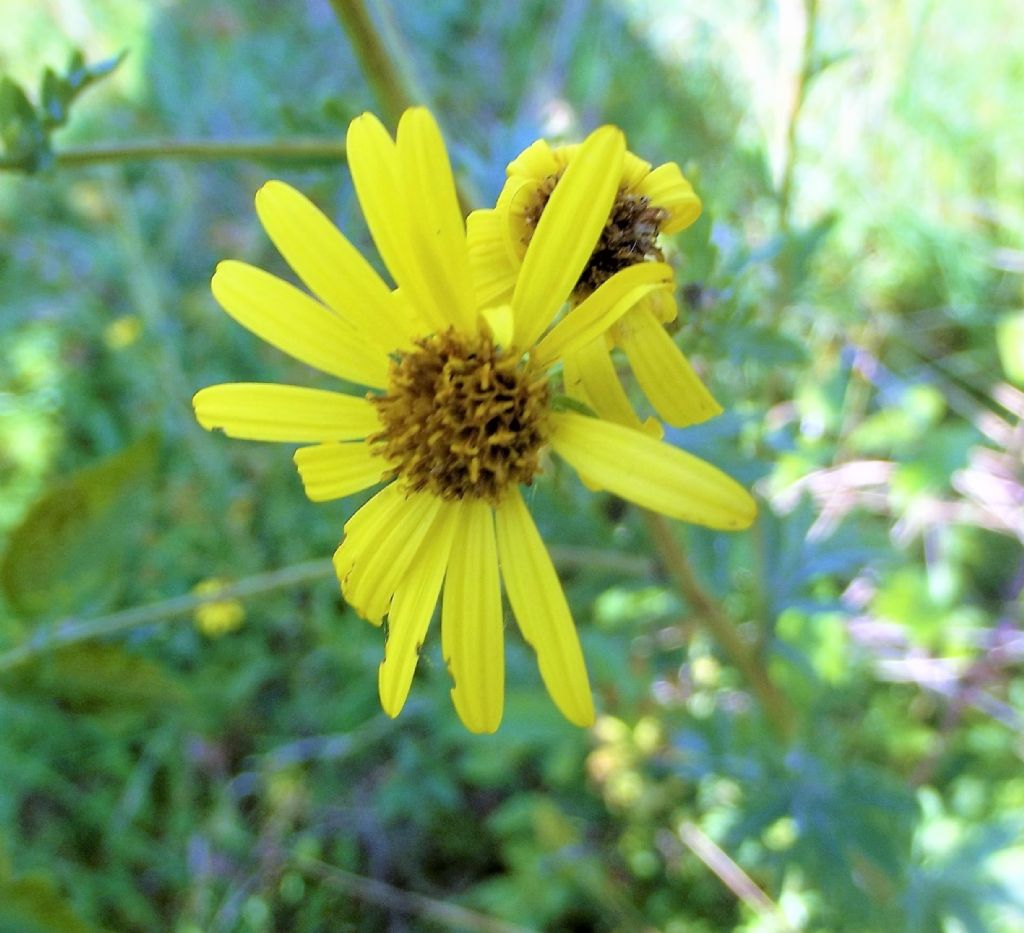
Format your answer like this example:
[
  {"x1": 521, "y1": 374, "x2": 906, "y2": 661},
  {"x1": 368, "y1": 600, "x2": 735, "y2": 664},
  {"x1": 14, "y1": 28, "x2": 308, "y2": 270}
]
[
  {"x1": 0, "y1": 642, "x2": 186, "y2": 715},
  {"x1": 0, "y1": 875, "x2": 96, "y2": 933},
  {"x1": 0, "y1": 436, "x2": 158, "y2": 620}
]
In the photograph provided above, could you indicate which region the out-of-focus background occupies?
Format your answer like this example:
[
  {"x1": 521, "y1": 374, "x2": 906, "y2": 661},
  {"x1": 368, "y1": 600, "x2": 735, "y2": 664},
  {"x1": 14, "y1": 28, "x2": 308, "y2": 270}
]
[{"x1": 1, "y1": 1, "x2": 1022, "y2": 930}]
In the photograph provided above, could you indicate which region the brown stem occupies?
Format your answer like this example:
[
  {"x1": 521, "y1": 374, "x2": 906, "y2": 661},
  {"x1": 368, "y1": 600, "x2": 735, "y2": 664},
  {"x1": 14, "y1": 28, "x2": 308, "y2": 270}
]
[{"x1": 641, "y1": 510, "x2": 796, "y2": 740}]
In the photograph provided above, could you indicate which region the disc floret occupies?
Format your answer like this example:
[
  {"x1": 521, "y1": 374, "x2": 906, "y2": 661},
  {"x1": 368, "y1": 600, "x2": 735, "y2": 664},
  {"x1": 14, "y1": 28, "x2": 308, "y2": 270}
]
[{"x1": 371, "y1": 328, "x2": 550, "y2": 503}]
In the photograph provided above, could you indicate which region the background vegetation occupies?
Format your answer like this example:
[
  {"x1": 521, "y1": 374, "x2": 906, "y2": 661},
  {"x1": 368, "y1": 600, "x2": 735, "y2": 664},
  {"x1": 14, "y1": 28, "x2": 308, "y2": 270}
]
[{"x1": 1, "y1": 1, "x2": 1022, "y2": 930}]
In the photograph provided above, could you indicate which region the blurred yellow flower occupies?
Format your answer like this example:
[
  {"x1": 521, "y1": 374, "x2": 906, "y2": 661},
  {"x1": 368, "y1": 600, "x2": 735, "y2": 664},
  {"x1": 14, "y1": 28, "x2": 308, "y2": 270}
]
[
  {"x1": 193, "y1": 108, "x2": 755, "y2": 733},
  {"x1": 192, "y1": 578, "x2": 245, "y2": 637},
  {"x1": 103, "y1": 314, "x2": 142, "y2": 351},
  {"x1": 468, "y1": 139, "x2": 719, "y2": 436}
]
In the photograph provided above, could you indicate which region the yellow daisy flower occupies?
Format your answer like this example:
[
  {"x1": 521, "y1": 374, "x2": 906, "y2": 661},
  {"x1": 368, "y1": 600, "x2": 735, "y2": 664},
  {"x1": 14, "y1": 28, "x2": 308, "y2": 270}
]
[
  {"x1": 468, "y1": 138, "x2": 719, "y2": 437},
  {"x1": 193, "y1": 108, "x2": 755, "y2": 733}
]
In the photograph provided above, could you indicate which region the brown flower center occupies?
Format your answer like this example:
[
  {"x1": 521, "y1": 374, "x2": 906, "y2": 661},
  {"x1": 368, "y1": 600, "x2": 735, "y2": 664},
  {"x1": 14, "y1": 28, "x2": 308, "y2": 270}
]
[
  {"x1": 523, "y1": 177, "x2": 669, "y2": 301},
  {"x1": 370, "y1": 328, "x2": 550, "y2": 503}
]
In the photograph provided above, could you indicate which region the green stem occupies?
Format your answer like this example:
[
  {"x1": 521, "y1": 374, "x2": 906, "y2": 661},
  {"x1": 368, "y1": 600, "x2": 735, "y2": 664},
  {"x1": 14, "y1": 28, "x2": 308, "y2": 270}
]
[
  {"x1": 48, "y1": 138, "x2": 347, "y2": 168},
  {"x1": 327, "y1": 0, "x2": 420, "y2": 128},
  {"x1": 641, "y1": 511, "x2": 796, "y2": 740},
  {"x1": 0, "y1": 560, "x2": 333, "y2": 674},
  {"x1": 292, "y1": 854, "x2": 535, "y2": 933},
  {"x1": 327, "y1": 0, "x2": 481, "y2": 215},
  {"x1": 0, "y1": 548, "x2": 649, "y2": 674},
  {"x1": 777, "y1": 0, "x2": 819, "y2": 231}
]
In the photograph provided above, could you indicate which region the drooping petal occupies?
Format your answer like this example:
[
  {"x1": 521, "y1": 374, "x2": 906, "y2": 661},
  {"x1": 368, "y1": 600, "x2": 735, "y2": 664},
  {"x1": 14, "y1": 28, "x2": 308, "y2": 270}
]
[
  {"x1": 511, "y1": 126, "x2": 625, "y2": 351},
  {"x1": 293, "y1": 442, "x2": 391, "y2": 501},
  {"x1": 506, "y1": 138, "x2": 560, "y2": 179},
  {"x1": 533, "y1": 262, "x2": 673, "y2": 367},
  {"x1": 495, "y1": 488, "x2": 594, "y2": 726},
  {"x1": 339, "y1": 489, "x2": 444, "y2": 625},
  {"x1": 621, "y1": 150, "x2": 653, "y2": 189},
  {"x1": 636, "y1": 161, "x2": 702, "y2": 234},
  {"x1": 441, "y1": 499, "x2": 504, "y2": 734},
  {"x1": 395, "y1": 108, "x2": 476, "y2": 333},
  {"x1": 466, "y1": 208, "x2": 518, "y2": 308},
  {"x1": 378, "y1": 501, "x2": 460, "y2": 718},
  {"x1": 549, "y1": 411, "x2": 757, "y2": 530},
  {"x1": 211, "y1": 261, "x2": 389, "y2": 387},
  {"x1": 193, "y1": 383, "x2": 381, "y2": 442},
  {"x1": 253, "y1": 180, "x2": 410, "y2": 351},
  {"x1": 614, "y1": 305, "x2": 723, "y2": 428},
  {"x1": 346, "y1": 112, "x2": 454, "y2": 335},
  {"x1": 563, "y1": 339, "x2": 662, "y2": 437}
]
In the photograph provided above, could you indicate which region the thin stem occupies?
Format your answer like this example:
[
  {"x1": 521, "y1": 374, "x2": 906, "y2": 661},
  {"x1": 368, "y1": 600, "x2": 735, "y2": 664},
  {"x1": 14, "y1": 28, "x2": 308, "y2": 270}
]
[
  {"x1": 327, "y1": 0, "x2": 419, "y2": 128},
  {"x1": 0, "y1": 560, "x2": 333, "y2": 673},
  {"x1": 776, "y1": 0, "x2": 819, "y2": 231},
  {"x1": 678, "y1": 822, "x2": 794, "y2": 931},
  {"x1": 46, "y1": 138, "x2": 348, "y2": 168},
  {"x1": 327, "y1": 0, "x2": 481, "y2": 214},
  {"x1": 641, "y1": 510, "x2": 796, "y2": 740},
  {"x1": 292, "y1": 855, "x2": 535, "y2": 933},
  {"x1": 0, "y1": 547, "x2": 648, "y2": 674}
]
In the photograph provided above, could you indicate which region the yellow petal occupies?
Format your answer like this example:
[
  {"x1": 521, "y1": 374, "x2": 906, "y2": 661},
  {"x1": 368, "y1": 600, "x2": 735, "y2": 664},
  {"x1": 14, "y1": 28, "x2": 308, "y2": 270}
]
[
  {"x1": 293, "y1": 442, "x2": 391, "y2": 501},
  {"x1": 395, "y1": 108, "x2": 476, "y2": 332},
  {"x1": 480, "y1": 304, "x2": 514, "y2": 349},
  {"x1": 511, "y1": 126, "x2": 625, "y2": 350},
  {"x1": 346, "y1": 112, "x2": 455, "y2": 335},
  {"x1": 507, "y1": 138, "x2": 560, "y2": 179},
  {"x1": 647, "y1": 286, "x2": 678, "y2": 324},
  {"x1": 193, "y1": 383, "x2": 381, "y2": 442},
  {"x1": 467, "y1": 208, "x2": 518, "y2": 308},
  {"x1": 533, "y1": 262, "x2": 673, "y2": 367},
  {"x1": 441, "y1": 499, "x2": 504, "y2": 733},
  {"x1": 614, "y1": 305, "x2": 723, "y2": 427},
  {"x1": 563, "y1": 339, "x2": 663, "y2": 438},
  {"x1": 378, "y1": 501, "x2": 460, "y2": 718},
  {"x1": 253, "y1": 180, "x2": 408, "y2": 351},
  {"x1": 340, "y1": 490, "x2": 443, "y2": 625},
  {"x1": 637, "y1": 161, "x2": 702, "y2": 234},
  {"x1": 334, "y1": 483, "x2": 404, "y2": 586},
  {"x1": 495, "y1": 488, "x2": 594, "y2": 726},
  {"x1": 494, "y1": 175, "x2": 541, "y2": 262},
  {"x1": 550, "y1": 411, "x2": 757, "y2": 530},
  {"x1": 621, "y1": 150, "x2": 653, "y2": 190},
  {"x1": 211, "y1": 261, "x2": 389, "y2": 387}
]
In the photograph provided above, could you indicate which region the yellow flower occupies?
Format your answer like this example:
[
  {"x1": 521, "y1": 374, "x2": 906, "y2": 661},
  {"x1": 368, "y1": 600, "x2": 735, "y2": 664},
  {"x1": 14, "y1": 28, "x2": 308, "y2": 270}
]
[
  {"x1": 193, "y1": 578, "x2": 245, "y2": 637},
  {"x1": 193, "y1": 108, "x2": 755, "y2": 733},
  {"x1": 468, "y1": 138, "x2": 719, "y2": 436}
]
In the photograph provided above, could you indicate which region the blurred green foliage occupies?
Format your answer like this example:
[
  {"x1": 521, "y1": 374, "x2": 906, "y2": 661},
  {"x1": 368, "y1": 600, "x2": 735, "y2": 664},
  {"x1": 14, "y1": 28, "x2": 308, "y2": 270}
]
[{"x1": 0, "y1": 0, "x2": 1022, "y2": 930}]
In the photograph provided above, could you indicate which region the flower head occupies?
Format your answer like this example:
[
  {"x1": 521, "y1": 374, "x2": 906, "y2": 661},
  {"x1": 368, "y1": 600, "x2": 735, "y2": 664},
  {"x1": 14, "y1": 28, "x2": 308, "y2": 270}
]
[
  {"x1": 193, "y1": 108, "x2": 755, "y2": 733},
  {"x1": 468, "y1": 137, "x2": 718, "y2": 436}
]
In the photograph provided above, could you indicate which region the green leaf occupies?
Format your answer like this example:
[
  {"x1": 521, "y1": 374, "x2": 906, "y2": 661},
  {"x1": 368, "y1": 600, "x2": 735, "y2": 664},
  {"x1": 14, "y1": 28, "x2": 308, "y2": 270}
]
[
  {"x1": 0, "y1": 436, "x2": 158, "y2": 620},
  {"x1": 0, "y1": 642, "x2": 186, "y2": 716},
  {"x1": 0, "y1": 874, "x2": 97, "y2": 933},
  {"x1": 0, "y1": 49, "x2": 125, "y2": 172},
  {"x1": 65, "y1": 48, "x2": 126, "y2": 90},
  {"x1": 40, "y1": 68, "x2": 71, "y2": 128},
  {"x1": 0, "y1": 76, "x2": 48, "y2": 172}
]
